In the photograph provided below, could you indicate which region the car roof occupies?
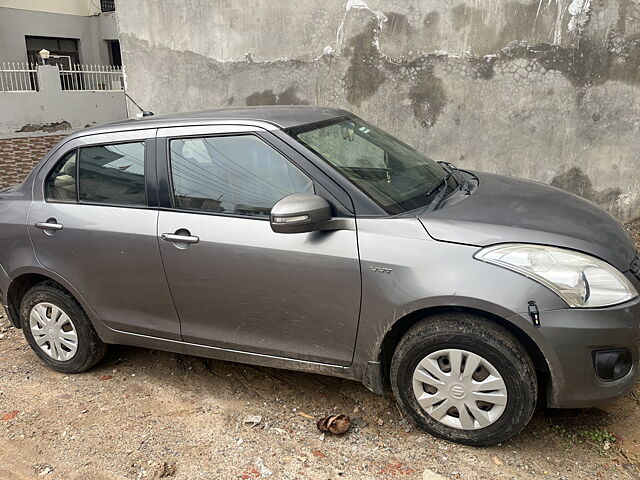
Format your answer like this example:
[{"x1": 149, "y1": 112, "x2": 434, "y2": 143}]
[{"x1": 70, "y1": 106, "x2": 352, "y2": 140}]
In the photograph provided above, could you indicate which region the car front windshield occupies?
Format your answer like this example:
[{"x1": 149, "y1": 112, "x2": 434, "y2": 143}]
[{"x1": 287, "y1": 116, "x2": 449, "y2": 214}]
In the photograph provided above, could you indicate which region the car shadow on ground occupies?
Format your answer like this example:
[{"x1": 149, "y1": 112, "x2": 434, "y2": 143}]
[{"x1": 101, "y1": 343, "x2": 623, "y2": 443}]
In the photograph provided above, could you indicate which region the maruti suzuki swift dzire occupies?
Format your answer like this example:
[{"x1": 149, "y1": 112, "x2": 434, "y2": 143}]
[{"x1": 1, "y1": 106, "x2": 638, "y2": 446}]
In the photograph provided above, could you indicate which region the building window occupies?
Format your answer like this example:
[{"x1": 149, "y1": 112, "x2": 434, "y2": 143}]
[
  {"x1": 25, "y1": 36, "x2": 79, "y2": 68},
  {"x1": 107, "y1": 40, "x2": 122, "y2": 67}
]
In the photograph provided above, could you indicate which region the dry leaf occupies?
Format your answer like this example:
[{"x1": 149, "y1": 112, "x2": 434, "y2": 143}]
[
  {"x1": 317, "y1": 414, "x2": 351, "y2": 435},
  {"x1": 492, "y1": 456, "x2": 503, "y2": 466}
]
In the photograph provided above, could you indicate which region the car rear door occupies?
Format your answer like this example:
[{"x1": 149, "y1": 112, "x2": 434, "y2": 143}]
[
  {"x1": 27, "y1": 129, "x2": 181, "y2": 340},
  {"x1": 155, "y1": 125, "x2": 361, "y2": 365}
]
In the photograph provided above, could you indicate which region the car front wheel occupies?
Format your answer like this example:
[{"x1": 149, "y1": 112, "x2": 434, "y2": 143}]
[
  {"x1": 390, "y1": 313, "x2": 537, "y2": 446},
  {"x1": 20, "y1": 281, "x2": 107, "y2": 373}
]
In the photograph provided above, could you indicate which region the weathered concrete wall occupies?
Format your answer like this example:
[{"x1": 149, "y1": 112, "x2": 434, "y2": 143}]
[
  {"x1": 0, "y1": 66, "x2": 127, "y2": 134},
  {"x1": 117, "y1": 0, "x2": 640, "y2": 221}
]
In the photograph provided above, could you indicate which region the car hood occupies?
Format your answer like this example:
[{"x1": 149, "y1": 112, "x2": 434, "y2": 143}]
[{"x1": 417, "y1": 172, "x2": 636, "y2": 271}]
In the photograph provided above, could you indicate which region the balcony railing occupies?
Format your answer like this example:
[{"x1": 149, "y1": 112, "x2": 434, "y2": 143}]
[
  {"x1": 0, "y1": 62, "x2": 38, "y2": 92},
  {"x1": 0, "y1": 63, "x2": 123, "y2": 92},
  {"x1": 58, "y1": 64, "x2": 123, "y2": 91}
]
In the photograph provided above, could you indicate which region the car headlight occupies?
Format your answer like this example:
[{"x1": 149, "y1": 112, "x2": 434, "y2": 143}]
[{"x1": 474, "y1": 244, "x2": 638, "y2": 308}]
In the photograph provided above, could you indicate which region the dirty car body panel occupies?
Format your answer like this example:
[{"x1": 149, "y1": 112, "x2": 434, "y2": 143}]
[{"x1": 1, "y1": 106, "x2": 639, "y2": 437}]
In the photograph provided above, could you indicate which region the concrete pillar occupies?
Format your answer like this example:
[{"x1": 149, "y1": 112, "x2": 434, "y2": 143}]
[{"x1": 36, "y1": 65, "x2": 62, "y2": 93}]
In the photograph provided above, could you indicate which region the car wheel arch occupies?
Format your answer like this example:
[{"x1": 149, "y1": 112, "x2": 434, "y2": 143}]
[
  {"x1": 375, "y1": 306, "x2": 551, "y2": 401},
  {"x1": 7, "y1": 272, "x2": 94, "y2": 331}
]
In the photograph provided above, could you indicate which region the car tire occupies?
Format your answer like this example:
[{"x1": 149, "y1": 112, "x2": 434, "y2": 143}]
[
  {"x1": 390, "y1": 313, "x2": 537, "y2": 446},
  {"x1": 20, "y1": 281, "x2": 107, "y2": 373}
]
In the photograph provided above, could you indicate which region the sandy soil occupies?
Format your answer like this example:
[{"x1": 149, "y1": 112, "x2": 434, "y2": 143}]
[{"x1": 0, "y1": 221, "x2": 639, "y2": 480}]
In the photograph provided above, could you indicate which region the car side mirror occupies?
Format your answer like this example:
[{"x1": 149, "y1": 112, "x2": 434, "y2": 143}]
[{"x1": 270, "y1": 193, "x2": 332, "y2": 234}]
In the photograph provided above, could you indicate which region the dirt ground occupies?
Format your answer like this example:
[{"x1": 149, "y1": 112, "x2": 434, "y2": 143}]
[{"x1": 1, "y1": 221, "x2": 639, "y2": 480}]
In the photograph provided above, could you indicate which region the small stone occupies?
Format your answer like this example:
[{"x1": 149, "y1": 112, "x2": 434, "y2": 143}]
[
  {"x1": 255, "y1": 458, "x2": 272, "y2": 477},
  {"x1": 422, "y1": 469, "x2": 447, "y2": 480},
  {"x1": 151, "y1": 461, "x2": 176, "y2": 478},
  {"x1": 352, "y1": 417, "x2": 369, "y2": 429},
  {"x1": 33, "y1": 464, "x2": 54, "y2": 476},
  {"x1": 243, "y1": 414, "x2": 262, "y2": 427}
]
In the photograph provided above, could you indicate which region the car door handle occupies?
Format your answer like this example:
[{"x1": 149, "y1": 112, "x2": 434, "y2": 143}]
[
  {"x1": 161, "y1": 233, "x2": 200, "y2": 244},
  {"x1": 35, "y1": 221, "x2": 63, "y2": 231}
]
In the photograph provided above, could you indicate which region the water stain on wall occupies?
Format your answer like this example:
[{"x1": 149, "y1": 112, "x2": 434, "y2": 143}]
[
  {"x1": 500, "y1": 3, "x2": 640, "y2": 89},
  {"x1": 551, "y1": 167, "x2": 622, "y2": 205},
  {"x1": 384, "y1": 11, "x2": 412, "y2": 37},
  {"x1": 343, "y1": 21, "x2": 386, "y2": 107},
  {"x1": 449, "y1": 0, "x2": 564, "y2": 55},
  {"x1": 409, "y1": 71, "x2": 448, "y2": 128},
  {"x1": 245, "y1": 86, "x2": 308, "y2": 106}
]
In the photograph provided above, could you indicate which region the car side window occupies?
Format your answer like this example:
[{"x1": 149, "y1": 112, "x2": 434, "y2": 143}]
[
  {"x1": 169, "y1": 135, "x2": 313, "y2": 217},
  {"x1": 78, "y1": 142, "x2": 146, "y2": 206},
  {"x1": 46, "y1": 150, "x2": 77, "y2": 202}
]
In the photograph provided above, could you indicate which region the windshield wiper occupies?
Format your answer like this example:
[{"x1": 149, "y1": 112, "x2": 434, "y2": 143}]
[
  {"x1": 423, "y1": 162, "x2": 472, "y2": 212},
  {"x1": 438, "y1": 161, "x2": 471, "y2": 194},
  {"x1": 423, "y1": 171, "x2": 453, "y2": 212},
  {"x1": 424, "y1": 169, "x2": 453, "y2": 198}
]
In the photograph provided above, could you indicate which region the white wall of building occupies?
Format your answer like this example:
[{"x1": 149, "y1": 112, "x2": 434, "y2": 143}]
[
  {"x1": 0, "y1": 5, "x2": 118, "y2": 65},
  {"x1": 0, "y1": 66, "x2": 126, "y2": 134},
  {"x1": 0, "y1": 0, "x2": 100, "y2": 16}
]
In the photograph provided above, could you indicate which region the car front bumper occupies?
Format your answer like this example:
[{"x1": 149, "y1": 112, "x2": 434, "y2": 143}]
[{"x1": 509, "y1": 288, "x2": 640, "y2": 409}]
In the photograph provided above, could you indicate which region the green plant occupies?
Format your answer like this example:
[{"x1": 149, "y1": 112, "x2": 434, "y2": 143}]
[{"x1": 579, "y1": 428, "x2": 617, "y2": 448}]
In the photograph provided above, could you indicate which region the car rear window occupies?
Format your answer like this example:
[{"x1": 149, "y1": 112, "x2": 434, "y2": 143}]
[
  {"x1": 46, "y1": 150, "x2": 77, "y2": 202},
  {"x1": 78, "y1": 143, "x2": 146, "y2": 206},
  {"x1": 46, "y1": 142, "x2": 146, "y2": 206}
]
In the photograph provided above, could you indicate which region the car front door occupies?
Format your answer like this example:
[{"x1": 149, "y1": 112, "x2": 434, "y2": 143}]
[
  {"x1": 28, "y1": 130, "x2": 181, "y2": 340},
  {"x1": 156, "y1": 125, "x2": 361, "y2": 365}
]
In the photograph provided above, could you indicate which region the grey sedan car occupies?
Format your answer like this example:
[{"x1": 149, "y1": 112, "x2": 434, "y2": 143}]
[{"x1": 1, "y1": 107, "x2": 639, "y2": 446}]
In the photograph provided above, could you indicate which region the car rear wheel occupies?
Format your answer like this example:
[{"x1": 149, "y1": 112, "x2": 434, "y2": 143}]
[
  {"x1": 390, "y1": 313, "x2": 537, "y2": 446},
  {"x1": 20, "y1": 282, "x2": 107, "y2": 373}
]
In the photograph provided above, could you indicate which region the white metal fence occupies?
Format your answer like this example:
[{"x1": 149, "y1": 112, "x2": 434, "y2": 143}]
[
  {"x1": 0, "y1": 63, "x2": 124, "y2": 92},
  {"x1": 58, "y1": 64, "x2": 124, "y2": 92},
  {"x1": 0, "y1": 62, "x2": 38, "y2": 92}
]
